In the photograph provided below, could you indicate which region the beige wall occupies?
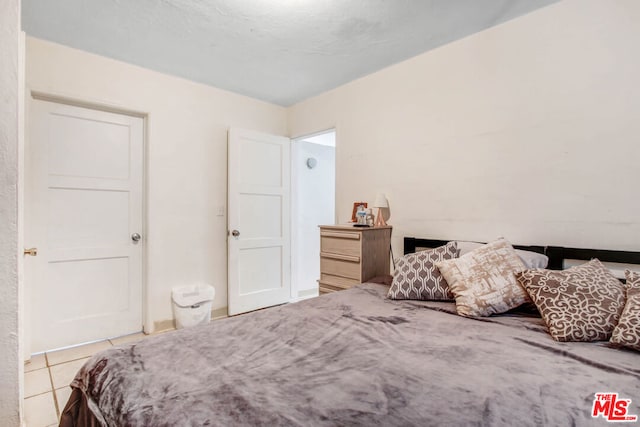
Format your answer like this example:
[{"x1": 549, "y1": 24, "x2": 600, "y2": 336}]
[
  {"x1": 288, "y1": 0, "x2": 640, "y2": 256},
  {"x1": 1, "y1": 0, "x2": 22, "y2": 424},
  {"x1": 26, "y1": 37, "x2": 288, "y2": 330},
  {"x1": 23, "y1": 0, "x2": 640, "y2": 337}
]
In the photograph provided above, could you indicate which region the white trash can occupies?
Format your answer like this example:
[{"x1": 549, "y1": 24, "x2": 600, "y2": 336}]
[{"x1": 172, "y1": 284, "x2": 215, "y2": 329}]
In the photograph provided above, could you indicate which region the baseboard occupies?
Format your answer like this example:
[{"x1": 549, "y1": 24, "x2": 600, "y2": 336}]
[
  {"x1": 153, "y1": 318, "x2": 175, "y2": 332},
  {"x1": 297, "y1": 288, "x2": 319, "y2": 300},
  {"x1": 154, "y1": 306, "x2": 229, "y2": 332},
  {"x1": 211, "y1": 306, "x2": 228, "y2": 319}
]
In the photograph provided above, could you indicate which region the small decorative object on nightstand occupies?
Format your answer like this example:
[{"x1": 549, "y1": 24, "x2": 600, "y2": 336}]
[{"x1": 318, "y1": 225, "x2": 392, "y2": 294}]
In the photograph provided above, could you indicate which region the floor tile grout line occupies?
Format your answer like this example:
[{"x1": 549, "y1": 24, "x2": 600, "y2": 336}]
[
  {"x1": 46, "y1": 340, "x2": 114, "y2": 366},
  {"x1": 48, "y1": 355, "x2": 96, "y2": 367},
  {"x1": 23, "y1": 390, "x2": 58, "y2": 427},
  {"x1": 23, "y1": 364, "x2": 50, "y2": 399},
  {"x1": 24, "y1": 388, "x2": 54, "y2": 400},
  {"x1": 48, "y1": 364, "x2": 61, "y2": 419}
]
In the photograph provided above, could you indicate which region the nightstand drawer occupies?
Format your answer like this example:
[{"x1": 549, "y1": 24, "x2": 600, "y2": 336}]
[
  {"x1": 319, "y1": 273, "x2": 360, "y2": 290},
  {"x1": 320, "y1": 232, "x2": 361, "y2": 257},
  {"x1": 320, "y1": 255, "x2": 360, "y2": 280}
]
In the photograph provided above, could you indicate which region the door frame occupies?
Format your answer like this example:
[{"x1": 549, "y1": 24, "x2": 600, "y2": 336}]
[
  {"x1": 23, "y1": 90, "x2": 150, "y2": 357},
  {"x1": 290, "y1": 128, "x2": 337, "y2": 302}
]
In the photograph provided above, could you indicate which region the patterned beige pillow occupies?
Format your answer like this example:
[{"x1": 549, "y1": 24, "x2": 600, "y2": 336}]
[
  {"x1": 516, "y1": 259, "x2": 625, "y2": 342},
  {"x1": 610, "y1": 270, "x2": 640, "y2": 351},
  {"x1": 435, "y1": 238, "x2": 528, "y2": 317},
  {"x1": 387, "y1": 242, "x2": 458, "y2": 301}
]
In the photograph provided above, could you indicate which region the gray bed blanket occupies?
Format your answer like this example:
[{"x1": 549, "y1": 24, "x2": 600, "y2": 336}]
[{"x1": 70, "y1": 283, "x2": 640, "y2": 426}]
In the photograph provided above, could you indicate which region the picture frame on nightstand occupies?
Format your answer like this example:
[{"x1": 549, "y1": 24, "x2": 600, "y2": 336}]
[{"x1": 350, "y1": 202, "x2": 367, "y2": 222}]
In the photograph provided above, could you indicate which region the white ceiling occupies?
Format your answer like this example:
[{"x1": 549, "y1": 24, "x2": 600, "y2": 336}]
[{"x1": 22, "y1": 0, "x2": 558, "y2": 106}]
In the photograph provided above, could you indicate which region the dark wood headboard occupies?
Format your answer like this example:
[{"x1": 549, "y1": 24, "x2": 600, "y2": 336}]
[
  {"x1": 545, "y1": 246, "x2": 640, "y2": 270},
  {"x1": 403, "y1": 238, "x2": 544, "y2": 257},
  {"x1": 403, "y1": 237, "x2": 640, "y2": 272}
]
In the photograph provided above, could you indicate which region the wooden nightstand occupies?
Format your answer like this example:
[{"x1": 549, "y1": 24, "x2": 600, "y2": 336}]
[{"x1": 318, "y1": 225, "x2": 392, "y2": 294}]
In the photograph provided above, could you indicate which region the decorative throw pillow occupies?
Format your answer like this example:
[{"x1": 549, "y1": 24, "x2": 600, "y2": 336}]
[
  {"x1": 387, "y1": 242, "x2": 458, "y2": 301},
  {"x1": 610, "y1": 270, "x2": 640, "y2": 351},
  {"x1": 516, "y1": 259, "x2": 625, "y2": 342},
  {"x1": 435, "y1": 238, "x2": 528, "y2": 317}
]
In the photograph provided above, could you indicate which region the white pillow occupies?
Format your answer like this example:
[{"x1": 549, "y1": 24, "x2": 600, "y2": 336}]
[{"x1": 455, "y1": 240, "x2": 548, "y2": 269}]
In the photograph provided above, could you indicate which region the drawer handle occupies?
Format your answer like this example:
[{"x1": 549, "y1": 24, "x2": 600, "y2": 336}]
[
  {"x1": 320, "y1": 252, "x2": 360, "y2": 262},
  {"x1": 320, "y1": 231, "x2": 360, "y2": 240}
]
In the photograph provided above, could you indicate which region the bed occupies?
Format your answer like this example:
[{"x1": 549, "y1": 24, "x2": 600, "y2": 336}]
[{"x1": 61, "y1": 238, "x2": 640, "y2": 426}]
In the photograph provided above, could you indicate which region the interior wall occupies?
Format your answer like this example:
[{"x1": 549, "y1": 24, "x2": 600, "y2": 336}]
[
  {"x1": 0, "y1": 0, "x2": 22, "y2": 424},
  {"x1": 288, "y1": 0, "x2": 640, "y2": 257},
  {"x1": 25, "y1": 37, "x2": 287, "y2": 330},
  {"x1": 292, "y1": 139, "x2": 336, "y2": 297}
]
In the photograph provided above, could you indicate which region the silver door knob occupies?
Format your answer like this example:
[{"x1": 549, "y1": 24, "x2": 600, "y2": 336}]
[
  {"x1": 231, "y1": 230, "x2": 240, "y2": 237},
  {"x1": 131, "y1": 233, "x2": 142, "y2": 242}
]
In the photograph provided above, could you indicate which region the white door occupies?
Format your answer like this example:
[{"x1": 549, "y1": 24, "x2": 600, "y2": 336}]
[
  {"x1": 26, "y1": 99, "x2": 144, "y2": 352},
  {"x1": 228, "y1": 128, "x2": 291, "y2": 315}
]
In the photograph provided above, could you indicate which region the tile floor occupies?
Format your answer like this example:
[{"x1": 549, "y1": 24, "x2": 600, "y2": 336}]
[{"x1": 23, "y1": 330, "x2": 172, "y2": 427}]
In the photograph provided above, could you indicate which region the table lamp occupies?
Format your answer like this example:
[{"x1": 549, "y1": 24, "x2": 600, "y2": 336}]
[{"x1": 373, "y1": 193, "x2": 389, "y2": 226}]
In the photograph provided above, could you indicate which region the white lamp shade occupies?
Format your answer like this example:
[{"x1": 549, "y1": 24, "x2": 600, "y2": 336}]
[{"x1": 373, "y1": 193, "x2": 389, "y2": 208}]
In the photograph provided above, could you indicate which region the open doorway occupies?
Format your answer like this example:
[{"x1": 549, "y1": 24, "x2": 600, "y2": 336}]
[{"x1": 291, "y1": 130, "x2": 336, "y2": 300}]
